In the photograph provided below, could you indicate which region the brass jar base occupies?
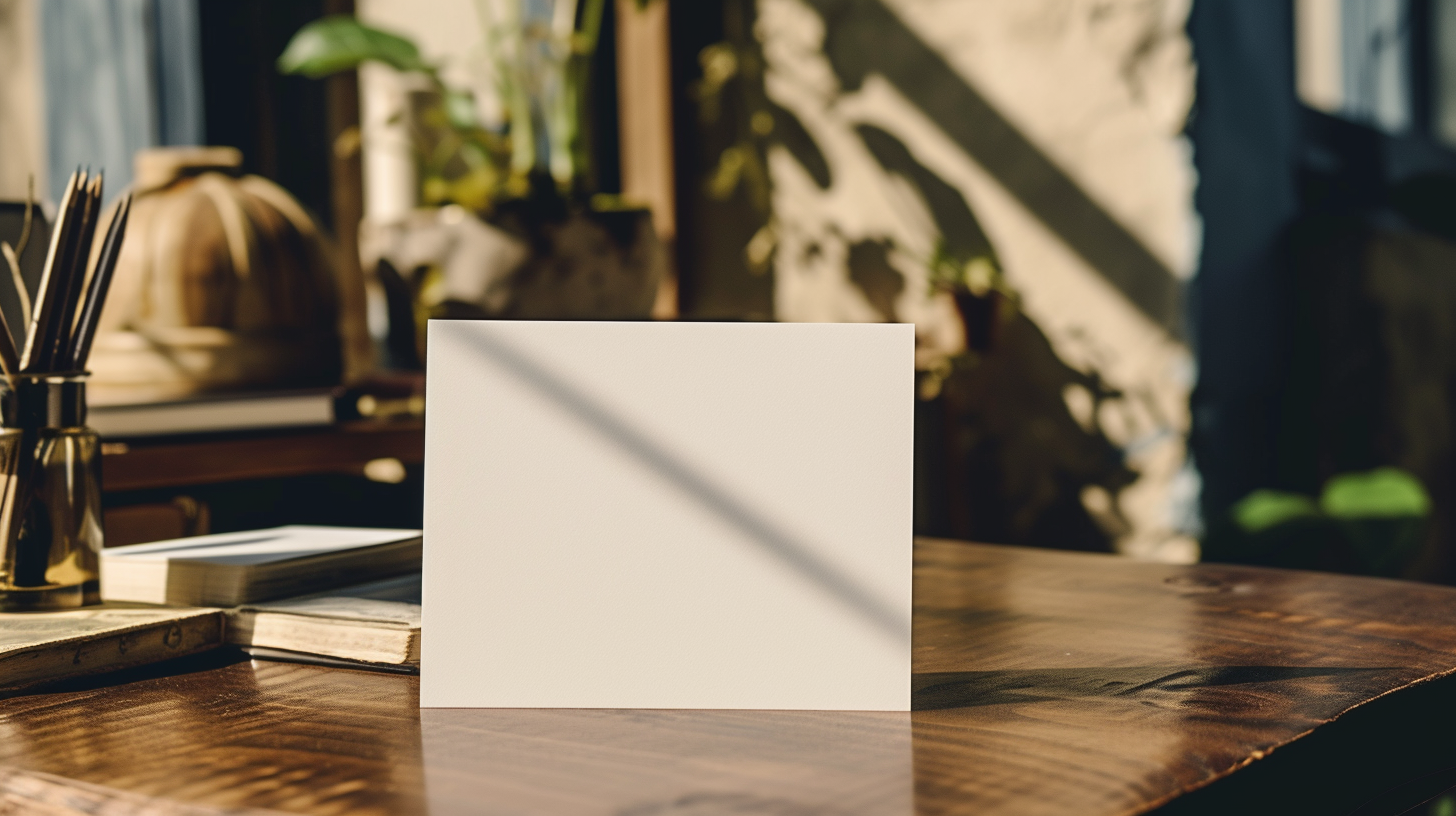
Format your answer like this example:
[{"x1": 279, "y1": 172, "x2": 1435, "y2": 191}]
[{"x1": 0, "y1": 580, "x2": 101, "y2": 612}]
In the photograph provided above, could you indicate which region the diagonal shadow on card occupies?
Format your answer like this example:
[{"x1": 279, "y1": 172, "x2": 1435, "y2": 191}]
[{"x1": 454, "y1": 326, "x2": 910, "y2": 647}]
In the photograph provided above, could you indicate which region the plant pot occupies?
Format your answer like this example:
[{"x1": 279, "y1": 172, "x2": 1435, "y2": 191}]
[
  {"x1": 953, "y1": 289, "x2": 1005, "y2": 354},
  {"x1": 489, "y1": 203, "x2": 665, "y2": 320},
  {"x1": 363, "y1": 202, "x2": 666, "y2": 367}
]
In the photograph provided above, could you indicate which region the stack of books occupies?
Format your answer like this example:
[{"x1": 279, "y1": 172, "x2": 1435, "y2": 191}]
[
  {"x1": 2, "y1": 526, "x2": 424, "y2": 691},
  {"x1": 87, "y1": 390, "x2": 337, "y2": 438}
]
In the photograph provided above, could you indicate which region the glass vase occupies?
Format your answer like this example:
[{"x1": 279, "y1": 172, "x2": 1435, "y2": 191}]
[{"x1": 0, "y1": 375, "x2": 104, "y2": 611}]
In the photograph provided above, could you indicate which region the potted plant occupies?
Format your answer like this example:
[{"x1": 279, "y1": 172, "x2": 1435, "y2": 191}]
[
  {"x1": 279, "y1": 4, "x2": 665, "y2": 363},
  {"x1": 1206, "y1": 467, "x2": 1432, "y2": 577}
]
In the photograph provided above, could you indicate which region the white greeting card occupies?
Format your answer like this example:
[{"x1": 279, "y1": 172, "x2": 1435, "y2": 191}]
[{"x1": 421, "y1": 320, "x2": 912, "y2": 710}]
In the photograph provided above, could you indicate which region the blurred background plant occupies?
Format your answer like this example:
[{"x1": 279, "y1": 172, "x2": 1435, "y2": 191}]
[
  {"x1": 278, "y1": 0, "x2": 609, "y2": 213},
  {"x1": 279, "y1": 0, "x2": 668, "y2": 355},
  {"x1": 1206, "y1": 467, "x2": 1432, "y2": 577},
  {"x1": 688, "y1": 0, "x2": 1014, "y2": 362}
]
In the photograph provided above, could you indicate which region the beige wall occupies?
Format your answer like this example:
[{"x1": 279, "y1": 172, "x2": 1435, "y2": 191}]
[
  {"x1": 354, "y1": 0, "x2": 1200, "y2": 559},
  {"x1": 763, "y1": 0, "x2": 1198, "y2": 562},
  {"x1": 0, "y1": 0, "x2": 47, "y2": 203}
]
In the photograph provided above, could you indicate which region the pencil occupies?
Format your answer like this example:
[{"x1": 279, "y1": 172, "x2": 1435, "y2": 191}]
[
  {"x1": 49, "y1": 173, "x2": 102, "y2": 370},
  {"x1": 69, "y1": 192, "x2": 131, "y2": 371},
  {"x1": 21, "y1": 170, "x2": 81, "y2": 372}
]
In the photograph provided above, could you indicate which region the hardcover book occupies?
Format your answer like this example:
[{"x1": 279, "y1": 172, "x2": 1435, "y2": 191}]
[
  {"x1": 87, "y1": 389, "x2": 335, "y2": 438},
  {"x1": 101, "y1": 526, "x2": 422, "y2": 607}
]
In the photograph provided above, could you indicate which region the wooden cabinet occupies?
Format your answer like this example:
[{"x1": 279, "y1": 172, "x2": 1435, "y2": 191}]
[{"x1": 100, "y1": 420, "x2": 424, "y2": 546}]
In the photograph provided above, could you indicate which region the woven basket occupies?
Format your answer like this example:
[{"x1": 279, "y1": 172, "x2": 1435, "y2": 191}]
[{"x1": 88, "y1": 147, "x2": 341, "y2": 405}]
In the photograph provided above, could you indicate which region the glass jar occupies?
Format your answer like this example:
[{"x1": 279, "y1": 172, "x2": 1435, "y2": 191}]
[{"x1": 0, "y1": 374, "x2": 104, "y2": 611}]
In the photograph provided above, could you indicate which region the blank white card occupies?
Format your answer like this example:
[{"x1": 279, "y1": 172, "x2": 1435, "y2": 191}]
[{"x1": 421, "y1": 321, "x2": 912, "y2": 710}]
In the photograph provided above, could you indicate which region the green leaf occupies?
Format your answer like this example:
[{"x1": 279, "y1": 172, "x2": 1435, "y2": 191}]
[
  {"x1": 277, "y1": 15, "x2": 427, "y2": 79},
  {"x1": 443, "y1": 89, "x2": 479, "y2": 131},
  {"x1": 1321, "y1": 467, "x2": 1431, "y2": 519},
  {"x1": 1231, "y1": 490, "x2": 1321, "y2": 533}
]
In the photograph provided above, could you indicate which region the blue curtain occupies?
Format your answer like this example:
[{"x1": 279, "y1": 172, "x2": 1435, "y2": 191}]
[
  {"x1": 1186, "y1": 0, "x2": 1302, "y2": 521},
  {"x1": 39, "y1": 0, "x2": 203, "y2": 203}
]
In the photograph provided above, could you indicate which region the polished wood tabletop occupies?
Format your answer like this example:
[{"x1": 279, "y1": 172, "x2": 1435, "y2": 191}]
[{"x1": 6, "y1": 539, "x2": 1456, "y2": 815}]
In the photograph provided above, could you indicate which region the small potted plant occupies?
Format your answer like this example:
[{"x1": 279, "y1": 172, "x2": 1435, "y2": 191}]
[{"x1": 279, "y1": 4, "x2": 665, "y2": 362}]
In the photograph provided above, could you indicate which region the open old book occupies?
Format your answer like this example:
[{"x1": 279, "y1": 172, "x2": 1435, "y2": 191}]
[
  {"x1": 226, "y1": 573, "x2": 421, "y2": 670},
  {"x1": 0, "y1": 605, "x2": 224, "y2": 692},
  {"x1": 2, "y1": 527, "x2": 422, "y2": 690}
]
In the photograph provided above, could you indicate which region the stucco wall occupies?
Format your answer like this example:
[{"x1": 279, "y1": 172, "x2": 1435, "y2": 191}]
[
  {"x1": 762, "y1": 0, "x2": 1198, "y2": 561},
  {"x1": 0, "y1": 0, "x2": 47, "y2": 202}
]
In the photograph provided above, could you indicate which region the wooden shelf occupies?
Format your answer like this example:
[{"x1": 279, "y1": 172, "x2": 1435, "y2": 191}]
[{"x1": 100, "y1": 420, "x2": 424, "y2": 493}]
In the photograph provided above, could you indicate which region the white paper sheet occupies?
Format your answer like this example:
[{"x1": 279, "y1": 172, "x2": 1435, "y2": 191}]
[
  {"x1": 102, "y1": 526, "x2": 422, "y2": 565},
  {"x1": 422, "y1": 321, "x2": 913, "y2": 710}
]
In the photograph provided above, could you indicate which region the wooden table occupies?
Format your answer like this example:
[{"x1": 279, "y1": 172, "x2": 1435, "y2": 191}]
[{"x1": 7, "y1": 539, "x2": 1456, "y2": 815}]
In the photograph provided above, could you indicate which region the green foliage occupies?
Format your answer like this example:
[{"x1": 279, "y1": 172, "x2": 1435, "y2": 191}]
[
  {"x1": 278, "y1": 4, "x2": 610, "y2": 212},
  {"x1": 1213, "y1": 467, "x2": 1431, "y2": 577},
  {"x1": 692, "y1": 6, "x2": 1004, "y2": 303},
  {"x1": 928, "y1": 242, "x2": 1003, "y2": 297},
  {"x1": 1232, "y1": 490, "x2": 1321, "y2": 533},
  {"x1": 1231, "y1": 468, "x2": 1430, "y2": 535},
  {"x1": 277, "y1": 15, "x2": 426, "y2": 78},
  {"x1": 1321, "y1": 467, "x2": 1431, "y2": 519}
]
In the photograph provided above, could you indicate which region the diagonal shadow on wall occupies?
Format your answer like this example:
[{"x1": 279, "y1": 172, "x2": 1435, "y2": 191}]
[{"x1": 803, "y1": 0, "x2": 1184, "y2": 337}]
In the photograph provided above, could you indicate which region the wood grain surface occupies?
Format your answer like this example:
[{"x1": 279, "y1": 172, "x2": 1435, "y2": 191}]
[
  {"x1": 4, "y1": 539, "x2": 1456, "y2": 815},
  {"x1": 0, "y1": 765, "x2": 279, "y2": 816}
]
